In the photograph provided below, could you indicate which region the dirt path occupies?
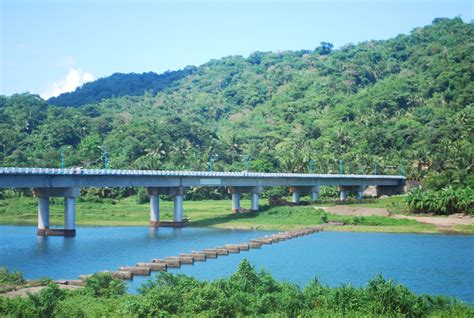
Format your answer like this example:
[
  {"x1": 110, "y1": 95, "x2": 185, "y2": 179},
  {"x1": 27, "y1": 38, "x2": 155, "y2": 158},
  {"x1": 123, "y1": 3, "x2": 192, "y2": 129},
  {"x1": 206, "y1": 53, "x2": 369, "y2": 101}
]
[
  {"x1": 317, "y1": 205, "x2": 473, "y2": 231},
  {"x1": 392, "y1": 214, "x2": 474, "y2": 227},
  {"x1": 1, "y1": 284, "x2": 82, "y2": 298},
  {"x1": 316, "y1": 205, "x2": 390, "y2": 216}
]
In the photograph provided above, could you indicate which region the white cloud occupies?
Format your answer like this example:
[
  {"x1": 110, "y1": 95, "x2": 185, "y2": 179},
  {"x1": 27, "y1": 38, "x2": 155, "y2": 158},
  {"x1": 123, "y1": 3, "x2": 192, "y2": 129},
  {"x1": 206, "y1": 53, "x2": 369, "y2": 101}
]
[{"x1": 41, "y1": 68, "x2": 94, "y2": 99}]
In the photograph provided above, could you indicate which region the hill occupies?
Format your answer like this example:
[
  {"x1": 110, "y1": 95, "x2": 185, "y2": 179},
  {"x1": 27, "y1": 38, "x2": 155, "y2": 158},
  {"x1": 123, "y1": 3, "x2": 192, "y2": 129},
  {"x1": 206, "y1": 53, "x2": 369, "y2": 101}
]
[
  {"x1": 0, "y1": 18, "x2": 472, "y2": 191},
  {"x1": 47, "y1": 67, "x2": 196, "y2": 107}
]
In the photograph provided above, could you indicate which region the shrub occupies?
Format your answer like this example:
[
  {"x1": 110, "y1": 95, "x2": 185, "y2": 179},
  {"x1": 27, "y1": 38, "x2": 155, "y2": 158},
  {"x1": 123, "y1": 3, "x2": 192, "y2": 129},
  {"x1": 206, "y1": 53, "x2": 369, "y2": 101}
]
[
  {"x1": 135, "y1": 188, "x2": 149, "y2": 205},
  {"x1": 84, "y1": 273, "x2": 126, "y2": 298},
  {"x1": 0, "y1": 267, "x2": 26, "y2": 285},
  {"x1": 406, "y1": 187, "x2": 474, "y2": 214},
  {"x1": 319, "y1": 186, "x2": 339, "y2": 198},
  {"x1": 27, "y1": 283, "x2": 65, "y2": 317}
]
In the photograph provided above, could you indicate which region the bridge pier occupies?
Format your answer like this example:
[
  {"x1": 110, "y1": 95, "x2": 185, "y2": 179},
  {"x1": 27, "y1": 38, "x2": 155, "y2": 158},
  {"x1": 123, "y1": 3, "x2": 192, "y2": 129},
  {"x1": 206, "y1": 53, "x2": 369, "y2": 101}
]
[
  {"x1": 251, "y1": 193, "x2": 259, "y2": 212},
  {"x1": 173, "y1": 193, "x2": 183, "y2": 222},
  {"x1": 64, "y1": 197, "x2": 76, "y2": 235},
  {"x1": 231, "y1": 193, "x2": 241, "y2": 213},
  {"x1": 33, "y1": 188, "x2": 80, "y2": 236},
  {"x1": 147, "y1": 187, "x2": 186, "y2": 227},
  {"x1": 37, "y1": 197, "x2": 50, "y2": 235},
  {"x1": 228, "y1": 186, "x2": 262, "y2": 212},
  {"x1": 148, "y1": 188, "x2": 160, "y2": 226},
  {"x1": 292, "y1": 192, "x2": 301, "y2": 205},
  {"x1": 290, "y1": 186, "x2": 320, "y2": 204},
  {"x1": 339, "y1": 186, "x2": 365, "y2": 201},
  {"x1": 340, "y1": 190, "x2": 348, "y2": 201}
]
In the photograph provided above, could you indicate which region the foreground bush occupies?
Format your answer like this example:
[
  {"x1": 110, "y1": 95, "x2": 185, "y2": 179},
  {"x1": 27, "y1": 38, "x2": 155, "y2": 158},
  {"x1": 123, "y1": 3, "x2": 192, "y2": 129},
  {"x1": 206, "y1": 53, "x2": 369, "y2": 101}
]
[
  {"x1": 0, "y1": 260, "x2": 472, "y2": 317},
  {"x1": 0, "y1": 267, "x2": 25, "y2": 286},
  {"x1": 406, "y1": 187, "x2": 474, "y2": 215}
]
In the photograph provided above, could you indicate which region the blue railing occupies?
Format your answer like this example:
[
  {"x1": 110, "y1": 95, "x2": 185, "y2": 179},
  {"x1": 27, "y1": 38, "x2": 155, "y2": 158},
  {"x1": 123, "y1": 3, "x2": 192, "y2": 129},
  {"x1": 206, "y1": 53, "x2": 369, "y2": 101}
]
[{"x1": 0, "y1": 167, "x2": 405, "y2": 179}]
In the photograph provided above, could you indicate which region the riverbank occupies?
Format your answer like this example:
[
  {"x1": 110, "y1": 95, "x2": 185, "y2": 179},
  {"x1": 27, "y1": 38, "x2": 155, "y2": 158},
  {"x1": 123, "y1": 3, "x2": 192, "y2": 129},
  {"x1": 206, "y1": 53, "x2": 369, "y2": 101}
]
[
  {"x1": 1, "y1": 260, "x2": 472, "y2": 317},
  {"x1": 0, "y1": 195, "x2": 472, "y2": 234}
]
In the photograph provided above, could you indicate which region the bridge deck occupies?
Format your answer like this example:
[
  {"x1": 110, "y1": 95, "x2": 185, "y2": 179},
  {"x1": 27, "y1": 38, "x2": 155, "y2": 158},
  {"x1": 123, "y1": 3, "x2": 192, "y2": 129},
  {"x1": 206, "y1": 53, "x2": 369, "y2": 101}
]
[{"x1": 0, "y1": 167, "x2": 405, "y2": 188}]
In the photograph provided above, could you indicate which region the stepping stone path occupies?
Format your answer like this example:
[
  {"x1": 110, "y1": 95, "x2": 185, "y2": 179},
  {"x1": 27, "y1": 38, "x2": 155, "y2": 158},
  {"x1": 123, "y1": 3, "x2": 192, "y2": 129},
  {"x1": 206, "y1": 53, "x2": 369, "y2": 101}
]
[{"x1": 74, "y1": 226, "x2": 323, "y2": 282}]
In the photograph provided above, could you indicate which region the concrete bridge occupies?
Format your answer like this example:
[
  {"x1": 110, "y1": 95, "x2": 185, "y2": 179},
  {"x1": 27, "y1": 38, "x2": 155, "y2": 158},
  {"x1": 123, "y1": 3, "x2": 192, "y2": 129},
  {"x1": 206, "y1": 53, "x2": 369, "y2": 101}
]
[{"x1": 0, "y1": 167, "x2": 405, "y2": 236}]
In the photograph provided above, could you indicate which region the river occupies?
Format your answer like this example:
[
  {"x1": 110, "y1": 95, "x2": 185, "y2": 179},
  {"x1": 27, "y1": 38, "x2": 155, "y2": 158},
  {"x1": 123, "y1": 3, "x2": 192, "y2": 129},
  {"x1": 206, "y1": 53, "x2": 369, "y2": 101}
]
[{"x1": 0, "y1": 225, "x2": 473, "y2": 302}]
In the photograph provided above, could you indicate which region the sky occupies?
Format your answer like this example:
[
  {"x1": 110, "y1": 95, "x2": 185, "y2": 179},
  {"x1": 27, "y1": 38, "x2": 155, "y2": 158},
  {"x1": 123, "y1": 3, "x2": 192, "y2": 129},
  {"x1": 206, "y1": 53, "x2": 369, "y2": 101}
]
[{"x1": 1, "y1": 0, "x2": 472, "y2": 99}]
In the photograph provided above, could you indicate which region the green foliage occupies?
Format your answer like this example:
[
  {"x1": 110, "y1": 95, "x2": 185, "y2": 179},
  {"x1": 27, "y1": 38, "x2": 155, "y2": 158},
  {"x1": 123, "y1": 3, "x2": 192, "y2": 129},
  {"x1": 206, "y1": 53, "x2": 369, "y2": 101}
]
[
  {"x1": 406, "y1": 187, "x2": 474, "y2": 214},
  {"x1": 0, "y1": 261, "x2": 472, "y2": 317},
  {"x1": 135, "y1": 187, "x2": 149, "y2": 205},
  {"x1": 83, "y1": 272, "x2": 126, "y2": 298},
  {"x1": 27, "y1": 283, "x2": 65, "y2": 317},
  {"x1": 53, "y1": 295, "x2": 124, "y2": 317},
  {"x1": 47, "y1": 68, "x2": 196, "y2": 107},
  {"x1": 319, "y1": 186, "x2": 340, "y2": 198},
  {"x1": 0, "y1": 267, "x2": 26, "y2": 285}
]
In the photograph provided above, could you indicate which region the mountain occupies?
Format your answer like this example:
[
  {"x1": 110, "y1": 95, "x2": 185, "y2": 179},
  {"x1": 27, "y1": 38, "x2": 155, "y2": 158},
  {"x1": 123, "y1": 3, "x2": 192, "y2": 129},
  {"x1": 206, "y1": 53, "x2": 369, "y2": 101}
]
[
  {"x1": 1, "y1": 18, "x2": 472, "y2": 190},
  {"x1": 47, "y1": 67, "x2": 196, "y2": 107}
]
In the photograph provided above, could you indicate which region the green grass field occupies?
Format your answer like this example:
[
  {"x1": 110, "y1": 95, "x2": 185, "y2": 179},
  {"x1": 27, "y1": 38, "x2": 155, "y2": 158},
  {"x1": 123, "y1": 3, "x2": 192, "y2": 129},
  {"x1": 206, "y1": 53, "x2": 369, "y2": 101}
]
[{"x1": 0, "y1": 194, "x2": 461, "y2": 233}]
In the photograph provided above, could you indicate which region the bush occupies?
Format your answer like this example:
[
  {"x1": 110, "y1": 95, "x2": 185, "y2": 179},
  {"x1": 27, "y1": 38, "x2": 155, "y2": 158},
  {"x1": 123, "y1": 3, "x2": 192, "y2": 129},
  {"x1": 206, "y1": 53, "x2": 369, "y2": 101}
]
[
  {"x1": 319, "y1": 186, "x2": 339, "y2": 198},
  {"x1": 27, "y1": 283, "x2": 65, "y2": 317},
  {"x1": 135, "y1": 188, "x2": 150, "y2": 205},
  {"x1": 84, "y1": 273, "x2": 126, "y2": 298},
  {"x1": 406, "y1": 187, "x2": 474, "y2": 215},
  {"x1": 1, "y1": 261, "x2": 473, "y2": 317},
  {"x1": 0, "y1": 267, "x2": 26, "y2": 285}
]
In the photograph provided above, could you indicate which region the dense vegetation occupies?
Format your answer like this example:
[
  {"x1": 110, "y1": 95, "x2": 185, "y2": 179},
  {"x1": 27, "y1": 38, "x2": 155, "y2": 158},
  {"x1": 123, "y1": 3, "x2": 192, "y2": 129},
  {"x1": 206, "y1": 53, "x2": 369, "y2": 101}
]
[
  {"x1": 406, "y1": 187, "x2": 474, "y2": 214},
  {"x1": 47, "y1": 67, "x2": 196, "y2": 107},
  {"x1": 0, "y1": 18, "x2": 472, "y2": 202},
  {"x1": 1, "y1": 260, "x2": 472, "y2": 317}
]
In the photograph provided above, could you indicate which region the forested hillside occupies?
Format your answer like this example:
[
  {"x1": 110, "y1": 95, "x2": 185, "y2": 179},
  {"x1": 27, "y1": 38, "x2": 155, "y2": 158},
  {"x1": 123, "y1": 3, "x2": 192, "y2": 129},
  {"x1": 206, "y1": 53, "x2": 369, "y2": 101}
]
[
  {"x1": 47, "y1": 67, "x2": 196, "y2": 107},
  {"x1": 1, "y1": 18, "x2": 472, "y2": 190}
]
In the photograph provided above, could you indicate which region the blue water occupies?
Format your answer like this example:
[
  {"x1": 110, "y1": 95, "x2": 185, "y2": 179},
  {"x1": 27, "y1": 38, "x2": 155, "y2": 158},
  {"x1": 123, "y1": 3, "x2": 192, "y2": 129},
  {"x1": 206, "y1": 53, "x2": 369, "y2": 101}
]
[{"x1": 1, "y1": 226, "x2": 473, "y2": 303}]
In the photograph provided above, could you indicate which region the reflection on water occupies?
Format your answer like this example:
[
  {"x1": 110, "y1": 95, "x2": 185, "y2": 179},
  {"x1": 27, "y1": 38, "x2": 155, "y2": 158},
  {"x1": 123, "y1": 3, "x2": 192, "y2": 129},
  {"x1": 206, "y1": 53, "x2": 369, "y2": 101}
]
[{"x1": 1, "y1": 226, "x2": 473, "y2": 303}]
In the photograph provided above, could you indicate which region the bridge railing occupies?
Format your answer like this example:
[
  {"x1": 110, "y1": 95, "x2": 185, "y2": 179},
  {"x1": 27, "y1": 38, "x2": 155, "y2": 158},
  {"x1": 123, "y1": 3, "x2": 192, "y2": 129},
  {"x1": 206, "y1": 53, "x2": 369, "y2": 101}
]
[{"x1": 0, "y1": 167, "x2": 405, "y2": 179}]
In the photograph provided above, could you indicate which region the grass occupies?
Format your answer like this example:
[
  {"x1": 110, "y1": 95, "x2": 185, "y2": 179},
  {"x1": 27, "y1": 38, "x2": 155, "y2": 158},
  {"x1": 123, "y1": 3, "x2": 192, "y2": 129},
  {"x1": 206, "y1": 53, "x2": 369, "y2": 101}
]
[
  {"x1": 0, "y1": 195, "x2": 471, "y2": 234},
  {"x1": 302, "y1": 195, "x2": 410, "y2": 214}
]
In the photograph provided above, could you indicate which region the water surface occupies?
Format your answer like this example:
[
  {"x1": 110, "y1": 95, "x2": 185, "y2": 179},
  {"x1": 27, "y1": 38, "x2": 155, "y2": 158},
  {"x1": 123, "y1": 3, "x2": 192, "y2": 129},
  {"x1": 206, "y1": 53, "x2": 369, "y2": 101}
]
[{"x1": 1, "y1": 226, "x2": 473, "y2": 302}]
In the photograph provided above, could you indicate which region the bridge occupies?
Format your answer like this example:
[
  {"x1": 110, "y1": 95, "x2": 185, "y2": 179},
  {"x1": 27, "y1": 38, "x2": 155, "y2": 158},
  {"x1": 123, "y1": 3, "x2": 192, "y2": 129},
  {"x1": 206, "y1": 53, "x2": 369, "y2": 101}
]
[{"x1": 0, "y1": 167, "x2": 405, "y2": 236}]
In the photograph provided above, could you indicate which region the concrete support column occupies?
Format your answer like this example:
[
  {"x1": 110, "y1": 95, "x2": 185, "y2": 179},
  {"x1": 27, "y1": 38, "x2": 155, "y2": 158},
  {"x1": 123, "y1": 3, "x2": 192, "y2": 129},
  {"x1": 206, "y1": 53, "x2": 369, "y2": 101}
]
[
  {"x1": 64, "y1": 197, "x2": 76, "y2": 235},
  {"x1": 310, "y1": 191, "x2": 319, "y2": 202},
  {"x1": 292, "y1": 192, "x2": 301, "y2": 205},
  {"x1": 231, "y1": 193, "x2": 241, "y2": 213},
  {"x1": 357, "y1": 190, "x2": 364, "y2": 200},
  {"x1": 250, "y1": 193, "x2": 259, "y2": 212},
  {"x1": 38, "y1": 197, "x2": 50, "y2": 235},
  {"x1": 34, "y1": 187, "x2": 80, "y2": 236},
  {"x1": 150, "y1": 195, "x2": 160, "y2": 225},
  {"x1": 148, "y1": 188, "x2": 161, "y2": 226},
  {"x1": 340, "y1": 190, "x2": 348, "y2": 201},
  {"x1": 173, "y1": 194, "x2": 183, "y2": 222}
]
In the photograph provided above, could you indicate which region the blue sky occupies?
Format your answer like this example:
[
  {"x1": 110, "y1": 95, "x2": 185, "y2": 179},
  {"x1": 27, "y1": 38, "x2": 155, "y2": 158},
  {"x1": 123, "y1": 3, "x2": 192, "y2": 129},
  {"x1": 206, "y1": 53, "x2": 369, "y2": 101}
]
[{"x1": 1, "y1": 0, "x2": 472, "y2": 98}]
